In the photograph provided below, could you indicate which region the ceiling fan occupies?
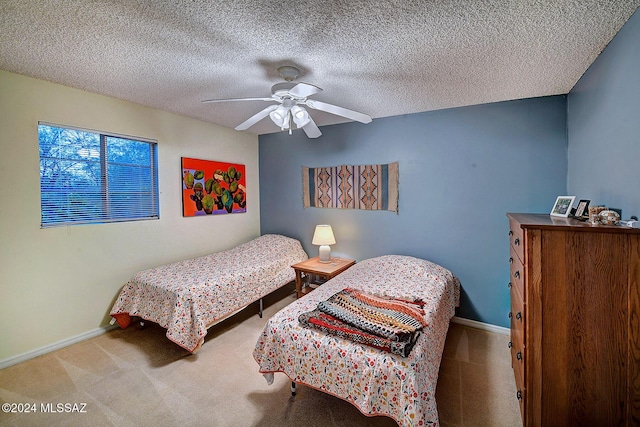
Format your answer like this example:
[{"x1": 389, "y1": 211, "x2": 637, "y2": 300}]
[{"x1": 202, "y1": 66, "x2": 372, "y2": 138}]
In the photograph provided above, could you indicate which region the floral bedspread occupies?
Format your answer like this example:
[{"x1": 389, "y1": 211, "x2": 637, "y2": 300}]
[
  {"x1": 110, "y1": 234, "x2": 308, "y2": 352},
  {"x1": 253, "y1": 255, "x2": 460, "y2": 427}
]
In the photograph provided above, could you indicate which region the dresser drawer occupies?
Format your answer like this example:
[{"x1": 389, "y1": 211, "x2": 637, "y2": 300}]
[
  {"x1": 509, "y1": 247, "x2": 525, "y2": 300},
  {"x1": 510, "y1": 332, "x2": 525, "y2": 392},
  {"x1": 510, "y1": 338, "x2": 525, "y2": 415},
  {"x1": 510, "y1": 287, "x2": 525, "y2": 346},
  {"x1": 508, "y1": 218, "x2": 525, "y2": 263},
  {"x1": 514, "y1": 367, "x2": 526, "y2": 425},
  {"x1": 509, "y1": 281, "x2": 526, "y2": 422}
]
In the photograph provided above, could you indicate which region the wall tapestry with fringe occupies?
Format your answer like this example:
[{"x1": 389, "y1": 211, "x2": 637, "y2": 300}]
[{"x1": 302, "y1": 162, "x2": 399, "y2": 213}]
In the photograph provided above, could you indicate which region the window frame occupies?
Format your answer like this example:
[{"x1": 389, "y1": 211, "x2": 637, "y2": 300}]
[{"x1": 38, "y1": 122, "x2": 160, "y2": 228}]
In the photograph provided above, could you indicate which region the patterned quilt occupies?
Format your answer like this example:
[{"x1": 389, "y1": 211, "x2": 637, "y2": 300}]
[
  {"x1": 253, "y1": 255, "x2": 460, "y2": 427},
  {"x1": 110, "y1": 234, "x2": 308, "y2": 352}
]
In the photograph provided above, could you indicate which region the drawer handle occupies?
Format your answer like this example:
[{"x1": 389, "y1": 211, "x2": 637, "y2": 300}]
[
  {"x1": 516, "y1": 311, "x2": 522, "y2": 321},
  {"x1": 509, "y1": 230, "x2": 513, "y2": 237},
  {"x1": 509, "y1": 257, "x2": 513, "y2": 264},
  {"x1": 514, "y1": 270, "x2": 520, "y2": 279},
  {"x1": 514, "y1": 238, "x2": 520, "y2": 246},
  {"x1": 508, "y1": 311, "x2": 512, "y2": 319},
  {"x1": 508, "y1": 281, "x2": 512, "y2": 288},
  {"x1": 517, "y1": 390, "x2": 523, "y2": 401},
  {"x1": 516, "y1": 351, "x2": 522, "y2": 361},
  {"x1": 508, "y1": 341, "x2": 513, "y2": 348}
]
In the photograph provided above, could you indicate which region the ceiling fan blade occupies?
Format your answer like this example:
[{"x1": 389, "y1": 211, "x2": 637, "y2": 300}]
[
  {"x1": 305, "y1": 99, "x2": 372, "y2": 124},
  {"x1": 302, "y1": 116, "x2": 322, "y2": 138},
  {"x1": 289, "y1": 82, "x2": 322, "y2": 99},
  {"x1": 202, "y1": 97, "x2": 274, "y2": 104},
  {"x1": 235, "y1": 105, "x2": 278, "y2": 130}
]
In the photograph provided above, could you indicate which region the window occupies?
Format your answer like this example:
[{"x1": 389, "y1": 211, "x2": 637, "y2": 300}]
[{"x1": 39, "y1": 123, "x2": 159, "y2": 227}]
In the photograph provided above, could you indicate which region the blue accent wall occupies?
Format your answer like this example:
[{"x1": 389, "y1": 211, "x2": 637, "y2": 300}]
[
  {"x1": 257, "y1": 6, "x2": 640, "y2": 330},
  {"x1": 259, "y1": 96, "x2": 567, "y2": 327},
  {"x1": 567, "y1": 8, "x2": 640, "y2": 219}
]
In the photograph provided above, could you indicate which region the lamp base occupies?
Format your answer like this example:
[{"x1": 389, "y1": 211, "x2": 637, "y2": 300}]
[{"x1": 318, "y1": 245, "x2": 331, "y2": 263}]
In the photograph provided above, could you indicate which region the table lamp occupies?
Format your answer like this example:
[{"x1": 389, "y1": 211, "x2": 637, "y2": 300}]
[{"x1": 312, "y1": 225, "x2": 336, "y2": 263}]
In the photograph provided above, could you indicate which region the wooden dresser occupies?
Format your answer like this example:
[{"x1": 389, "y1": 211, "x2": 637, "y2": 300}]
[{"x1": 506, "y1": 213, "x2": 640, "y2": 426}]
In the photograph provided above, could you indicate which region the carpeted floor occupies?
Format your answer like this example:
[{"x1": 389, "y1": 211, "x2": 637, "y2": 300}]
[{"x1": 0, "y1": 282, "x2": 521, "y2": 426}]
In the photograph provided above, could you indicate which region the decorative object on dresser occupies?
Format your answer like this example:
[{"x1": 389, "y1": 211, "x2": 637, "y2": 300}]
[
  {"x1": 311, "y1": 224, "x2": 336, "y2": 262},
  {"x1": 588, "y1": 205, "x2": 607, "y2": 224},
  {"x1": 573, "y1": 199, "x2": 590, "y2": 219},
  {"x1": 506, "y1": 213, "x2": 640, "y2": 426},
  {"x1": 549, "y1": 195, "x2": 575, "y2": 217},
  {"x1": 598, "y1": 209, "x2": 621, "y2": 225}
]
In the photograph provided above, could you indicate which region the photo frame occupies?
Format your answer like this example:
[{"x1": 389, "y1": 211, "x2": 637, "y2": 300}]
[
  {"x1": 181, "y1": 157, "x2": 246, "y2": 217},
  {"x1": 574, "y1": 199, "x2": 590, "y2": 218},
  {"x1": 550, "y1": 196, "x2": 576, "y2": 217}
]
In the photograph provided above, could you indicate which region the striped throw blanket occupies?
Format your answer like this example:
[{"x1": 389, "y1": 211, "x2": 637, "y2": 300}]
[{"x1": 298, "y1": 288, "x2": 427, "y2": 357}]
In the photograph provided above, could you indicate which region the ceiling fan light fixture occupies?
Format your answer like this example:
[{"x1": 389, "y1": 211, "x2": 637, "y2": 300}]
[
  {"x1": 291, "y1": 105, "x2": 310, "y2": 128},
  {"x1": 269, "y1": 106, "x2": 289, "y2": 128}
]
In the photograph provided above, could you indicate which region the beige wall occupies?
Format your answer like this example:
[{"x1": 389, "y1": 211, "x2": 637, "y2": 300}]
[{"x1": 0, "y1": 70, "x2": 260, "y2": 363}]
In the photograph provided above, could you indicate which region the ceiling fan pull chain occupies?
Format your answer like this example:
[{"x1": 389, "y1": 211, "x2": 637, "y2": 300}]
[{"x1": 288, "y1": 111, "x2": 293, "y2": 134}]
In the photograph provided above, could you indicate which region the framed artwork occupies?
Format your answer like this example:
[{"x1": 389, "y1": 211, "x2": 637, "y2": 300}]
[
  {"x1": 574, "y1": 199, "x2": 590, "y2": 218},
  {"x1": 181, "y1": 157, "x2": 246, "y2": 217},
  {"x1": 550, "y1": 196, "x2": 575, "y2": 217}
]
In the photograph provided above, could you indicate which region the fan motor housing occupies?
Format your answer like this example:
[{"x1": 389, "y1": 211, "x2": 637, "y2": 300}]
[{"x1": 271, "y1": 82, "x2": 297, "y2": 97}]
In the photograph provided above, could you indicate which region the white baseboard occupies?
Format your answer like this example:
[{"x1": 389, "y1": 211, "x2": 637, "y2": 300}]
[
  {"x1": 0, "y1": 325, "x2": 118, "y2": 370},
  {"x1": 451, "y1": 316, "x2": 510, "y2": 335}
]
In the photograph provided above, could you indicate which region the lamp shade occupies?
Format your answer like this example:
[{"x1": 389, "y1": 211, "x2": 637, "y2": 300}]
[
  {"x1": 312, "y1": 225, "x2": 336, "y2": 245},
  {"x1": 312, "y1": 225, "x2": 335, "y2": 263}
]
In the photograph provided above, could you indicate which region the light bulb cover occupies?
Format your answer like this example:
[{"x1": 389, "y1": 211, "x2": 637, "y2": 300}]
[
  {"x1": 291, "y1": 105, "x2": 310, "y2": 128},
  {"x1": 269, "y1": 106, "x2": 290, "y2": 128}
]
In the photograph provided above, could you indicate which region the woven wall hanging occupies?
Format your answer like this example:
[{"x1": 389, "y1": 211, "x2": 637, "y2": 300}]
[{"x1": 302, "y1": 162, "x2": 398, "y2": 213}]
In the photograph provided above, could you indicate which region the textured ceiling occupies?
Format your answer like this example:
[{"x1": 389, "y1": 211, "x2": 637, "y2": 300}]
[{"x1": 1, "y1": 1, "x2": 639, "y2": 136}]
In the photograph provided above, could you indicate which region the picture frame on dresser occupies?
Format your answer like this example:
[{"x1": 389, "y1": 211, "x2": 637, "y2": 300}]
[
  {"x1": 573, "y1": 199, "x2": 590, "y2": 218},
  {"x1": 550, "y1": 195, "x2": 575, "y2": 217}
]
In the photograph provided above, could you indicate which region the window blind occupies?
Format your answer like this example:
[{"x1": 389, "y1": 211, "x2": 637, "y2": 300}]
[{"x1": 39, "y1": 123, "x2": 159, "y2": 227}]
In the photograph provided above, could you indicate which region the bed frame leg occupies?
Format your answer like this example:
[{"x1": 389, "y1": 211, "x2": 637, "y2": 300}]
[
  {"x1": 259, "y1": 298, "x2": 263, "y2": 318},
  {"x1": 290, "y1": 382, "x2": 296, "y2": 396}
]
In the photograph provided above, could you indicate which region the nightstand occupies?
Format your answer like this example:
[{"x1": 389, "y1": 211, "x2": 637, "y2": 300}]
[{"x1": 291, "y1": 256, "x2": 356, "y2": 298}]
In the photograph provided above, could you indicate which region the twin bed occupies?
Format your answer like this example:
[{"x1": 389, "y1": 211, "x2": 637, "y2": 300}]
[
  {"x1": 110, "y1": 236, "x2": 460, "y2": 426},
  {"x1": 110, "y1": 234, "x2": 308, "y2": 353},
  {"x1": 253, "y1": 254, "x2": 460, "y2": 426}
]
